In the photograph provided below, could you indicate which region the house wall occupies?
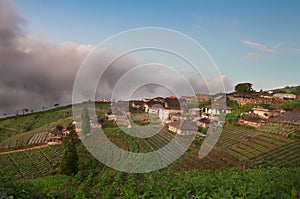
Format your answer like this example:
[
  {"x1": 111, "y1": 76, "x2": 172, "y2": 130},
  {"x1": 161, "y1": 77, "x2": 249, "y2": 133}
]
[
  {"x1": 168, "y1": 125, "x2": 178, "y2": 133},
  {"x1": 238, "y1": 119, "x2": 263, "y2": 128},
  {"x1": 149, "y1": 108, "x2": 159, "y2": 114},
  {"x1": 273, "y1": 93, "x2": 296, "y2": 100},
  {"x1": 197, "y1": 122, "x2": 209, "y2": 129},
  {"x1": 253, "y1": 109, "x2": 280, "y2": 119},
  {"x1": 177, "y1": 129, "x2": 196, "y2": 135}
]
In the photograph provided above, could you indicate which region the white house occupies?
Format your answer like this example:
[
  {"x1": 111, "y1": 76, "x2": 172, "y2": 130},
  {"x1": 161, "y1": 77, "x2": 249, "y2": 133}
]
[
  {"x1": 273, "y1": 93, "x2": 296, "y2": 100},
  {"x1": 202, "y1": 105, "x2": 232, "y2": 117},
  {"x1": 168, "y1": 120, "x2": 197, "y2": 135},
  {"x1": 252, "y1": 106, "x2": 284, "y2": 119}
]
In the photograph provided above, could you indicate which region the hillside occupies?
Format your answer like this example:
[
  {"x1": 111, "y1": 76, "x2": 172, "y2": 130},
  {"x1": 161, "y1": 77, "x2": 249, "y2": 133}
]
[
  {"x1": 0, "y1": 102, "x2": 299, "y2": 198},
  {"x1": 273, "y1": 86, "x2": 300, "y2": 95}
]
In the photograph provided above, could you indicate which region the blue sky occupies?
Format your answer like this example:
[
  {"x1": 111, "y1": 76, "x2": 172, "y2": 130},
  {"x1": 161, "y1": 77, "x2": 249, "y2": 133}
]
[{"x1": 12, "y1": 0, "x2": 300, "y2": 90}]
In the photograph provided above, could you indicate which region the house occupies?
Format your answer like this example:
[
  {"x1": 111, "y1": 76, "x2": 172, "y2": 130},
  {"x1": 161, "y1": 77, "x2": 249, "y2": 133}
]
[
  {"x1": 168, "y1": 121, "x2": 180, "y2": 133},
  {"x1": 170, "y1": 112, "x2": 182, "y2": 122},
  {"x1": 157, "y1": 96, "x2": 183, "y2": 123},
  {"x1": 164, "y1": 96, "x2": 181, "y2": 110},
  {"x1": 144, "y1": 100, "x2": 164, "y2": 113},
  {"x1": 227, "y1": 92, "x2": 272, "y2": 105},
  {"x1": 252, "y1": 106, "x2": 284, "y2": 119},
  {"x1": 90, "y1": 116, "x2": 102, "y2": 128},
  {"x1": 153, "y1": 97, "x2": 165, "y2": 103},
  {"x1": 159, "y1": 108, "x2": 182, "y2": 123},
  {"x1": 148, "y1": 107, "x2": 159, "y2": 114},
  {"x1": 180, "y1": 96, "x2": 198, "y2": 103},
  {"x1": 202, "y1": 105, "x2": 232, "y2": 117},
  {"x1": 168, "y1": 120, "x2": 197, "y2": 135},
  {"x1": 273, "y1": 93, "x2": 296, "y2": 100},
  {"x1": 259, "y1": 91, "x2": 274, "y2": 99},
  {"x1": 46, "y1": 126, "x2": 72, "y2": 144},
  {"x1": 107, "y1": 114, "x2": 129, "y2": 126},
  {"x1": 131, "y1": 100, "x2": 145, "y2": 108},
  {"x1": 189, "y1": 108, "x2": 201, "y2": 117},
  {"x1": 238, "y1": 114, "x2": 265, "y2": 128},
  {"x1": 197, "y1": 118, "x2": 210, "y2": 129},
  {"x1": 148, "y1": 106, "x2": 160, "y2": 114},
  {"x1": 270, "y1": 111, "x2": 300, "y2": 127},
  {"x1": 196, "y1": 94, "x2": 210, "y2": 102},
  {"x1": 72, "y1": 119, "x2": 81, "y2": 132}
]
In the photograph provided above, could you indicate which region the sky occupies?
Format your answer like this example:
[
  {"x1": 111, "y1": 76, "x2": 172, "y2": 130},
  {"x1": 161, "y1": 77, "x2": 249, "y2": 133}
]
[{"x1": 1, "y1": 0, "x2": 300, "y2": 115}]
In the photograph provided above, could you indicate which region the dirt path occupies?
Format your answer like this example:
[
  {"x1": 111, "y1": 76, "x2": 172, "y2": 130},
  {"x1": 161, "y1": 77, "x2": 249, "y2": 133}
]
[{"x1": 0, "y1": 144, "x2": 49, "y2": 154}]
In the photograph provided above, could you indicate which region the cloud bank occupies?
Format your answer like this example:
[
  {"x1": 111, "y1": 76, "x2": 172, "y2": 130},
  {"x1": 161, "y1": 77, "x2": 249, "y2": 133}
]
[{"x1": 0, "y1": 0, "x2": 231, "y2": 116}]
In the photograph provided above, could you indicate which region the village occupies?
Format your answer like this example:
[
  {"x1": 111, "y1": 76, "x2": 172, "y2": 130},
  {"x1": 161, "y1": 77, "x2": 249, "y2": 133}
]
[{"x1": 47, "y1": 88, "x2": 300, "y2": 145}]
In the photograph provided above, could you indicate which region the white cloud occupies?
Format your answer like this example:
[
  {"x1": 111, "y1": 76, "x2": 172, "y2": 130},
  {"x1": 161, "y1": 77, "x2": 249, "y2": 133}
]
[
  {"x1": 241, "y1": 40, "x2": 279, "y2": 54},
  {"x1": 244, "y1": 52, "x2": 265, "y2": 61},
  {"x1": 0, "y1": 0, "x2": 233, "y2": 115}
]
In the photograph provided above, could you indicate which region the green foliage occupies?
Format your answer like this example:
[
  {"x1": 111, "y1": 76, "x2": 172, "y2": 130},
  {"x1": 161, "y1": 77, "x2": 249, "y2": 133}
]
[
  {"x1": 198, "y1": 126, "x2": 207, "y2": 134},
  {"x1": 199, "y1": 100, "x2": 211, "y2": 107},
  {"x1": 0, "y1": 105, "x2": 72, "y2": 145},
  {"x1": 11, "y1": 167, "x2": 300, "y2": 198},
  {"x1": 1, "y1": 102, "x2": 300, "y2": 198},
  {"x1": 60, "y1": 130, "x2": 79, "y2": 176},
  {"x1": 225, "y1": 113, "x2": 240, "y2": 123},
  {"x1": 75, "y1": 172, "x2": 94, "y2": 199},
  {"x1": 226, "y1": 100, "x2": 253, "y2": 114},
  {"x1": 102, "y1": 120, "x2": 118, "y2": 128},
  {"x1": 81, "y1": 106, "x2": 90, "y2": 136},
  {"x1": 277, "y1": 86, "x2": 300, "y2": 95},
  {"x1": 0, "y1": 174, "x2": 22, "y2": 198},
  {"x1": 280, "y1": 100, "x2": 300, "y2": 110},
  {"x1": 227, "y1": 100, "x2": 240, "y2": 110},
  {"x1": 0, "y1": 145, "x2": 62, "y2": 179},
  {"x1": 235, "y1": 82, "x2": 253, "y2": 92},
  {"x1": 17, "y1": 175, "x2": 71, "y2": 198}
]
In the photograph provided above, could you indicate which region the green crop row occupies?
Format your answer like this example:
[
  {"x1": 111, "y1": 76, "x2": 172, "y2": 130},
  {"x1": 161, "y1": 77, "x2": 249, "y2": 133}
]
[{"x1": 4, "y1": 167, "x2": 299, "y2": 199}]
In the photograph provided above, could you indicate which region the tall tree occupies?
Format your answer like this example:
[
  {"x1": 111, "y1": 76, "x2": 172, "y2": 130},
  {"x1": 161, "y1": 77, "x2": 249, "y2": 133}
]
[
  {"x1": 81, "y1": 106, "x2": 90, "y2": 136},
  {"x1": 60, "y1": 130, "x2": 79, "y2": 176},
  {"x1": 22, "y1": 108, "x2": 29, "y2": 115},
  {"x1": 235, "y1": 83, "x2": 253, "y2": 92}
]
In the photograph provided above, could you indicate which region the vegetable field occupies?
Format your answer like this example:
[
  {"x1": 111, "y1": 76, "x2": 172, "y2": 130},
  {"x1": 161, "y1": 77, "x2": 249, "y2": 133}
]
[
  {"x1": 0, "y1": 145, "x2": 62, "y2": 179},
  {"x1": 13, "y1": 167, "x2": 300, "y2": 198}
]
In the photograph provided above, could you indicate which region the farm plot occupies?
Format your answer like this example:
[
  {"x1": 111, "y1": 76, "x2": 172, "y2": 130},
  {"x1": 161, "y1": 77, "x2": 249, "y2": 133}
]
[
  {"x1": 216, "y1": 126, "x2": 260, "y2": 149},
  {"x1": 224, "y1": 133, "x2": 293, "y2": 161},
  {"x1": 0, "y1": 132, "x2": 48, "y2": 150},
  {"x1": 27, "y1": 132, "x2": 48, "y2": 145},
  {"x1": 259, "y1": 122, "x2": 300, "y2": 137},
  {"x1": 247, "y1": 141, "x2": 300, "y2": 168},
  {"x1": 0, "y1": 145, "x2": 62, "y2": 179},
  {"x1": 170, "y1": 148, "x2": 243, "y2": 171}
]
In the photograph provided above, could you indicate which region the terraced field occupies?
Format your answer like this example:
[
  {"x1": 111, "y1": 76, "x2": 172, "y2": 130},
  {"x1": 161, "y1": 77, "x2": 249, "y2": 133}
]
[
  {"x1": 0, "y1": 105, "x2": 74, "y2": 150},
  {"x1": 259, "y1": 122, "x2": 300, "y2": 137},
  {"x1": 212, "y1": 125, "x2": 299, "y2": 168},
  {"x1": 0, "y1": 145, "x2": 62, "y2": 179},
  {"x1": 0, "y1": 132, "x2": 48, "y2": 149},
  {"x1": 225, "y1": 133, "x2": 291, "y2": 161},
  {"x1": 0, "y1": 110, "x2": 299, "y2": 182},
  {"x1": 247, "y1": 141, "x2": 300, "y2": 168}
]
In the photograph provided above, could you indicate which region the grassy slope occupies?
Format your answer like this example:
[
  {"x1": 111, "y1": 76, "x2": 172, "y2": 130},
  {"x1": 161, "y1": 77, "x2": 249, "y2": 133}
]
[{"x1": 0, "y1": 103, "x2": 300, "y2": 198}]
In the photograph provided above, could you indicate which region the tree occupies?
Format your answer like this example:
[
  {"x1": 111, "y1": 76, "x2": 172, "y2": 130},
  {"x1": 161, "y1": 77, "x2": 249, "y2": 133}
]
[
  {"x1": 235, "y1": 83, "x2": 253, "y2": 92},
  {"x1": 54, "y1": 103, "x2": 59, "y2": 108},
  {"x1": 59, "y1": 130, "x2": 79, "y2": 176},
  {"x1": 81, "y1": 106, "x2": 90, "y2": 136},
  {"x1": 22, "y1": 108, "x2": 29, "y2": 115}
]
